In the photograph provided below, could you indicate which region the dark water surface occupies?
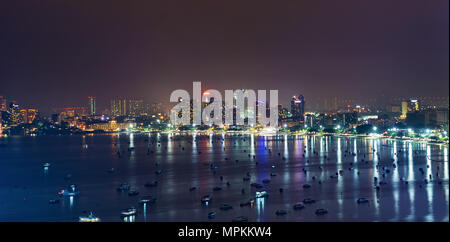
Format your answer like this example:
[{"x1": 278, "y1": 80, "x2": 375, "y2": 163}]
[{"x1": 0, "y1": 133, "x2": 448, "y2": 222}]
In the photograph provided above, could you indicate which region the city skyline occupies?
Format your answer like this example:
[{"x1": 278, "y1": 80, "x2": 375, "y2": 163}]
[{"x1": 1, "y1": 0, "x2": 448, "y2": 115}]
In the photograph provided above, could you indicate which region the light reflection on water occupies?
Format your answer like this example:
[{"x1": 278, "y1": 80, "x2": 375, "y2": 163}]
[{"x1": 0, "y1": 134, "x2": 448, "y2": 222}]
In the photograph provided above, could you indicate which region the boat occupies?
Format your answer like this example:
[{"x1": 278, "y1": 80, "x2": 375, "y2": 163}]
[
  {"x1": 189, "y1": 186, "x2": 197, "y2": 191},
  {"x1": 144, "y1": 181, "x2": 158, "y2": 187},
  {"x1": 79, "y1": 212, "x2": 101, "y2": 222},
  {"x1": 303, "y1": 184, "x2": 312, "y2": 188},
  {"x1": 262, "y1": 179, "x2": 271, "y2": 183},
  {"x1": 240, "y1": 198, "x2": 255, "y2": 207},
  {"x1": 250, "y1": 183, "x2": 264, "y2": 189},
  {"x1": 232, "y1": 216, "x2": 248, "y2": 222},
  {"x1": 208, "y1": 212, "x2": 216, "y2": 219},
  {"x1": 315, "y1": 208, "x2": 328, "y2": 215},
  {"x1": 58, "y1": 185, "x2": 79, "y2": 196},
  {"x1": 275, "y1": 209, "x2": 287, "y2": 216},
  {"x1": 293, "y1": 203, "x2": 305, "y2": 210},
  {"x1": 243, "y1": 177, "x2": 250, "y2": 181},
  {"x1": 43, "y1": 163, "x2": 51, "y2": 168},
  {"x1": 256, "y1": 191, "x2": 269, "y2": 198},
  {"x1": 128, "y1": 190, "x2": 139, "y2": 196},
  {"x1": 303, "y1": 198, "x2": 316, "y2": 204},
  {"x1": 49, "y1": 199, "x2": 60, "y2": 204},
  {"x1": 357, "y1": 198, "x2": 369, "y2": 204},
  {"x1": 121, "y1": 207, "x2": 137, "y2": 217},
  {"x1": 213, "y1": 186, "x2": 222, "y2": 191},
  {"x1": 155, "y1": 169, "x2": 163, "y2": 175},
  {"x1": 220, "y1": 204, "x2": 233, "y2": 210},
  {"x1": 117, "y1": 183, "x2": 130, "y2": 192},
  {"x1": 201, "y1": 195, "x2": 211, "y2": 203},
  {"x1": 107, "y1": 168, "x2": 115, "y2": 173},
  {"x1": 139, "y1": 196, "x2": 156, "y2": 204}
]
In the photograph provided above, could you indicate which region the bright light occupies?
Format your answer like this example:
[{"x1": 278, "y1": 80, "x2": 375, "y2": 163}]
[{"x1": 373, "y1": 126, "x2": 377, "y2": 131}]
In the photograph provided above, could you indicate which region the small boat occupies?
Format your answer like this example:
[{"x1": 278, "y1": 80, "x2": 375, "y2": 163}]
[
  {"x1": 220, "y1": 204, "x2": 233, "y2": 211},
  {"x1": 58, "y1": 185, "x2": 79, "y2": 196},
  {"x1": 155, "y1": 169, "x2": 163, "y2": 175},
  {"x1": 250, "y1": 183, "x2": 263, "y2": 189},
  {"x1": 107, "y1": 168, "x2": 115, "y2": 173},
  {"x1": 189, "y1": 186, "x2": 197, "y2": 191},
  {"x1": 144, "y1": 181, "x2": 158, "y2": 187},
  {"x1": 357, "y1": 198, "x2": 369, "y2": 204},
  {"x1": 315, "y1": 208, "x2": 328, "y2": 215},
  {"x1": 79, "y1": 212, "x2": 101, "y2": 222},
  {"x1": 117, "y1": 183, "x2": 130, "y2": 192},
  {"x1": 121, "y1": 207, "x2": 137, "y2": 217},
  {"x1": 213, "y1": 186, "x2": 222, "y2": 191},
  {"x1": 303, "y1": 198, "x2": 316, "y2": 204},
  {"x1": 208, "y1": 212, "x2": 216, "y2": 219},
  {"x1": 232, "y1": 216, "x2": 248, "y2": 222},
  {"x1": 270, "y1": 173, "x2": 277, "y2": 177},
  {"x1": 43, "y1": 163, "x2": 51, "y2": 168},
  {"x1": 255, "y1": 191, "x2": 269, "y2": 198},
  {"x1": 275, "y1": 209, "x2": 287, "y2": 216},
  {"x1": 240, "y1": 198, "x2": 255, "y2": 207},
  {"x1": 243, "y1": 177, "x2": 250, "y2": 181},
  {"x1": 293, "y1": 203, "x2": 305, "y2": 210},
  {"x1": 201, "y1": 195, "x2": 211, "y2": 203},
  {"x1": 49, "y1": 199, "x2": 60, "y2": 204},
  {"x1": 303, "y1": 184, "x2": 311, "y2": 188},
  {"x1": 262, "y1": 179, "x2": 271, "y2": 183},
  {"x1": 139, "y1": 196, "x2": 156, "y2": 204},
  {"x1": 64, "y1": 174, "x2": 72, "y2": 180},
  {"x1": 128, "y1": 190, "x2": 139, "y2": 196}
]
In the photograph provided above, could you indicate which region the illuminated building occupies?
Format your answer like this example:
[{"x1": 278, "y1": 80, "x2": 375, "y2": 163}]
[
  {"x1": 409, "y1": 99, "x2": 420, "y2": 112},
  {"x1": 86, "y1": 120, "x2": 134, "y2": 132},
  {"x1": 401, "y1": 101, "x2": 408, "y2": 119},
  {"x1": 20, "y1": 109, "x2": 38, "y2": 124},
  {"x1": 0, "y1": 96, "x2": 6, "y2": 111},
  {"x1": 8, "y1": 101, "x2": 22, "y2": 126},
  {"x1": 111, "y1": 99, "x2": 127, "y2": 117},
  {"x1": 88, "y1": 96, "x2": 96, "y2": 116},
  {"x1": 291, "y1": 95, "x2": 305, "y2": 122},
  {"x1": 128, "y1": 99, "x2": 144, "y2": 116}
]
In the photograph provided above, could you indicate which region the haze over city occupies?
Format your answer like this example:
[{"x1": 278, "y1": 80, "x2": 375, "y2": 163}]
[{"x1": 1, "y1": 0, "x2": 449, "y2": 114}]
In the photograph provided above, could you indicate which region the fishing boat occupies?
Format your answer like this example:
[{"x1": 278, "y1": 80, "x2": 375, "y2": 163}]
[{"x1": 79, "y1": 212, "x2": 101, "y2": 222}]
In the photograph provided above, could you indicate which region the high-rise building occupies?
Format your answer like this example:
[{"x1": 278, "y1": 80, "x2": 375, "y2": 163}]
[
  {"x1": 0, "y1": 96, "x2": 6, "y2": 111},
  {"x1": 111, "y1": 99, "x2": 127, "y2": 117},
  {"x1": 409, "y1": 99, "x2": 420, "y2": 112},
  {"x1": 8, "y1": 101, "x2": 22, "y2": 126},
  {"x1": 20, "y1": 109, "x2": 38, "y2": 124},
  {"x1": 88, "y1": 96, "x2": 96, "y2": 116},
  {"x1": 291, "y1": 95, "x2": 305, "y2": 122},
  {"x1": 401, "y1": 101, "x2": 408, "y2": 119},
  {"x1": 128, "y1": 99, "x2": 144, "y2": 117}
]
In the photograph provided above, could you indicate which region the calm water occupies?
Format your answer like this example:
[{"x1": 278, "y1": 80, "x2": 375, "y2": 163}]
[{"x1": 0, "y1": 133, "x2": 448, "y2": 222}]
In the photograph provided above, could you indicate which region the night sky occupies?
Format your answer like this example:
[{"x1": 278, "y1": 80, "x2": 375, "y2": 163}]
[{"x1": 1, "y1": 0, "x2": 448, "y2": 114}]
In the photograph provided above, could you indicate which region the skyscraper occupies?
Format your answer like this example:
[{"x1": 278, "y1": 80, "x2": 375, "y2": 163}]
[
  {"x1": 0, "y1": 96, "x2": 6, "y2": 111},
  {"x1": 111, "y1": 98, "x2": 127, "y2": 117},
  {"x1": 88, "y1": 96, "x2": 96, "y2": 116},
  {"x1": 128, "y1": 99, "x2": 144, "y2": 117},
  {"x1": 291, "y1": 95, "x2": 305, "y2": 122},
  {"x1": 20, "y1": 109, "x2": 38, "y2": 124}
]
